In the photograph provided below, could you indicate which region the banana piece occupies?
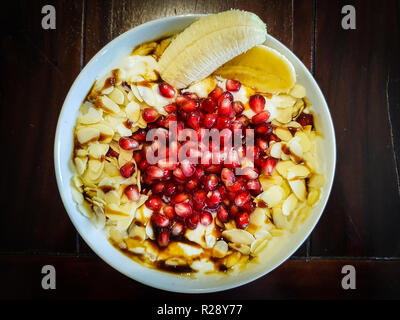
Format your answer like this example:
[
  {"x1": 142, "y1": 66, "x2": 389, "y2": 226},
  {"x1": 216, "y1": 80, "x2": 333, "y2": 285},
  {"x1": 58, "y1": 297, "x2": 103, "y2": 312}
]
[
  {"x1": 158, "y1": 10, "x2": 267, "y2": 89},
  {"x1": 214, "y1": 45, "x2": 296, "y2": 94}
]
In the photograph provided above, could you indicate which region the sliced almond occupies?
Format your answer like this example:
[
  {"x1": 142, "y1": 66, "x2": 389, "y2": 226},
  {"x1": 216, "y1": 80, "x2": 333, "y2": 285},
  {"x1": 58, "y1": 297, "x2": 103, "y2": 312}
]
[
  {"x1": 289, "y1": 179, "x2": 307, "y2": 201},
  {"x1": 229, "y1": 243, "x2": 250, "y2": 255},
  {"x1": 96, "y1": 95, "x2": 121, "y2": 114},
  {"x1": 76, "y1": 127, "x2": 100, "y2": 144},
  {"x1": 108, "y1": 87, "x2": 125, "y2": 105},
  {"x1": 128, "y1": 225, "x2": 147, "y2": 241},
  {"x1": 272, "y1": 207, "x2": 289, "y2": 229},
  {"x1": 270, "y1": 142, "x2": 282, "y2": 158},
  {"x1": 222, "y1": 229, "x2": 255, "y2": 245},
  {"x1": 212, "y1": 240, "x2": 228, "y2": 258},
  {"x1": 275, "y1": 160, "x2": 295, "y2": 179},
  {"x1": 289, "y1": 84, "x2": 306, "y2": 98},
  {"x1": 74, "y1": 157, "x2": 88, "y2": 175},
  {"x1": 258, "y1": 185, "x2": 284, "y2": 207},
  {"x1": 308, "y1": 174, "x2": 325, "y2": 189},
  {"x1": 79, "y1": 107, "x2": 103, "y2": 124},
  {"x1": 125, "y1": 101, "x2": 141, "y2": 122},
  {"x1": 249, "y1": 207, "x2": 266, "y2": 227},
  {"x1": 287, "y1": 165, "x2": 310, "y2": 180},
  {"x1": 275, "y1": 127, "x2": 293, "y2": 142},
  {"x1": 282, "y1": 193, "x2": 298, "y2": 216},
  {"x1": 307, "y1": 188, "x2": 320, "y2": 206},
  {"x1": 87, "y1": 142, "x2": 109, "y2": 159}
]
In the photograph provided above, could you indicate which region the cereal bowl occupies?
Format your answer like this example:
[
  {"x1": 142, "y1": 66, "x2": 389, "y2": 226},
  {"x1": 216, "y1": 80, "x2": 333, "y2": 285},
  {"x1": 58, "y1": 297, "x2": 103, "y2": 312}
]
[{"x1": 54, "y1": 14, "x2": 336, "y2": 293}]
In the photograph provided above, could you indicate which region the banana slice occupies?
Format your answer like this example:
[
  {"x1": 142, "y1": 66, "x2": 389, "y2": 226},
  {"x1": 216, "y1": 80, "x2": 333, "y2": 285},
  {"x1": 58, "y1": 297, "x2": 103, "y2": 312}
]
[
  {"x1": 215, "y1": 45, "x2": 296, "y2": 94},
  {"x1": 158, "y1": 10, "x2": 267, "y2": 88}
]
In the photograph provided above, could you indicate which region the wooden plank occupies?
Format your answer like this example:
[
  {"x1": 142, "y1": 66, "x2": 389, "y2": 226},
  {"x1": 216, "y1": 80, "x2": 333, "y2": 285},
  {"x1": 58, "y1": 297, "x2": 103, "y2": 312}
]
[
  {"x1": 0, "y1": 0, "x2": 84, "y2": 253},
  {"x1": 311, "y1": 0, "x2": 400, "y2": 256},
  {"x1": 1, "y1": 255, "x2": 399, "y2": 299}
]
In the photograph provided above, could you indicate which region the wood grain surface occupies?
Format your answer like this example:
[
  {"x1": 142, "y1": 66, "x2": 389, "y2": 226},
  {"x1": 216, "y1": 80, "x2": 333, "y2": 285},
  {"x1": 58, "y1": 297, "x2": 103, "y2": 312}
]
[{"x1": 0, "y1": 0, "x2": 399, "y2": 300}]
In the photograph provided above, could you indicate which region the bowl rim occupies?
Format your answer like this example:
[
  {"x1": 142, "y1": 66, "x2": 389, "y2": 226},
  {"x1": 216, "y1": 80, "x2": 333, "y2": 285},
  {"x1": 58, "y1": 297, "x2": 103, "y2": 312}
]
[{"x1": 54, "y1": 13, "x2": 336, "y2": 293}]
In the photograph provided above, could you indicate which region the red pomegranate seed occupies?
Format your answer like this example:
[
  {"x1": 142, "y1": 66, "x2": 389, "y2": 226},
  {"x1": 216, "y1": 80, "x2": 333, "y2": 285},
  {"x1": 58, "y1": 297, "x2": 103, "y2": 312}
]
[
  {"x1": 193, "y1": 166, "x2": 205, "y2": 180},
  {"x1": 235, "y1": 212, "x2": 250, "y2": 229},
  {"x1": 224, "y1": 149, "x2": 241, "y2": 168},
  {"x1": 242, "y1": 200, "x2": 256, "y2": 213},
  {"x1": 173, "y1": 192, "x2": 189, "y2": 203},
  {"x1": 173, "y1": 167, "x2": 187, "y2": 180},
  {"x1": 208, "y1": 86, "x2": 224, "y2": 101},
  {"x1": 164, "y1": 181, "x2": 177, "y2": 196},
  {"x1": 183, "y1": 92, "x2": 199, "y2": 100},
  {"x1": 249, "y1": 94, "x2": 266, "y2": 113},
  {"x1": 186, "y1": 111, "x2": 200, "y2": 130},
  {"x1": 205, "y1": 164, "x2": 222, "y2": 174},
  {"x1": 164, "y1": 103, "x2": 177, "y2": 113},
  {"x1": 296, "y1": 112, "x2": 314, "y2": 127},
  {"x1": 216, "y1": 117, "x2": 231, "y2": 130},
  {"x1": 192, "y1": 190, "x2": 207, "y2": 210},
  {"x1": 229, "y1": 204, "x2": 240, "y2": 218},
  {"x1": 151, "y1": 213, "x2": 170, "y2": 228},
  {"x1": 146, "y1": 166, "x2": 165, "y2": 179},
  {"x1": 200, "y1": 211, "x2": 213, "y2": 226},
  {"x1": 158, "y1": 159, "x2": 178, "y2": 170},
  {"x1": 201, "y1": 98, "x2": 217, "y2": 113},
  {"x1": 185, "y1": 178, "x2": 198, "y2": 192},
  {"x1": 217, "y1": 91, "x2": 233, "y2": 105},
  {"x1": 252, "y1": 111, "x2": 270, "y2": 124},
  {"x1": 217, "y1": 205, "x2": 230, "y2": 223},
  {"x1": 119, "y1": 137, "x2": 139, "y2": 150},
  {"x1": 131, "y1": 129, "x2": 147, "y2": 142},
  {"x1": 162, "y1": 205, "x2": 175, "y2": 220},
  {"x1": 152, "y1": 181, "x2": 166, "y2": 194},
  {"x1": 207, "y1": 189, "x2": 222, "y2": 208},
  {"x1": 261, "y1": 158, "x2": 278, "y2": 175},
  {"x1": 186, "y1": 212, "x2": 199, "y2": 230},
  {"x1": 242, "y1": 167, "x2": 259, "y2": 180},
  {"x1": 142, "y1": 108, "x2": 159, "y2": 123},
  {"x1": 268, "y1": 134, "x2": 281, "y2": 143},
  {"x1": 221, "y1": 168, "x2": 235, "y2": 187},
  {"x1": 175, "y1": 202, "x2": 193, "y2": 218},
  {"x1": 180, "y1": 159, "x2": 195, "y2": 177},
  {"x1": 202, "y1": 174, "x2": 219, "y2": 191},
  {"x1": 202, "y1": 113, "x2": 218, "y2": 128},
  {"x1": 246, "y1": 145, "x2": 260, "y2": 162},
  {"x1": 226, "y1": 79, "x2": 241, "y2": 92},
  {"x1": 247, "y1": 179, "x2": 263, "y2": 196},
  {"x1": 255, "y1": 123, "x2": 273, "y2": 136},
  {"x1": 120, "y1": 162, "x2": 135, "y2": 178},
  {"x1": 171, "y1": 221, "x2": 185, "y2": 237},
  {"x1": 124, "y1": 185, "x2": 140, "y2": 202},
  {"x1": 157, "y1": 229, "x2": 170, "y2": 247},
  {"x1": 234, "y1": 191, "x2": 251, "y2": 207},
  {"x1": 218, "y1": 96, "x2": 233, "y2": 116},
  {"x1": 158, "y1": 82, "x2": 175, "y2": 98},
  {"x1": 257, "y1": 138, "x2": 269, "y2": 151},
  {"x1": 106, "y1": 147, "x2": 119, "y2": 158},
  {"x1": 181, "y1": 99, "x2": 198, "y2": 112},
  {"x1": 232, "y1": 101, "x2": 244, "y2": 114},
  {"x1": 145, "y1": 195, "x2": 162, "y2": 211},
  {"x1": 138, "y1": 159, "x2": 150, "y2": 171}
]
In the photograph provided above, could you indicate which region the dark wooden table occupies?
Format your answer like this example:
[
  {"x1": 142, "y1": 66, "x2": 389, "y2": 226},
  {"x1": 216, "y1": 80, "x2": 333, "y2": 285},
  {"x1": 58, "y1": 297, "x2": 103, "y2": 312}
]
[{"x1": 1, "y1": 0, "x2": 399, "y2": 300}]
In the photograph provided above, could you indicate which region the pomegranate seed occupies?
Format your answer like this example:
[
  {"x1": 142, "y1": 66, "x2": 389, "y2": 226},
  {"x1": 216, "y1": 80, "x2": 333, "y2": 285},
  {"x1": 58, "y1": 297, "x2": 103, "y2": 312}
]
[
  {"x1": 106, "y1": 147, "x2": 119, "y2": 158},
  {"x1": 162, "y1": 205, "x2": 175, "y2": 220},
  {"x1": 252, "y1": 111, "x2": 270, "y2": 124},
  {"x1": 217, "y1": 91, "x2": 233, "y2": 105},
  {"x1": 173, "y1": 167, "x2": 186, "y2": 180},
  {"x1": 158, "y1": 82, "x2": 175, "y2": 98},
  {"x1": 246, "y1": 145, "x2": 260, "y2": 162},
  {"x1": 142, "y1": 108, "x2": 159, "y2": 123},
  {"x1": 268, "y1": 134, "x2": 281, "y2": 143},
  {"x1": 119, "y1": 137, "x2": 139, "y2": 150},
  {"x1": 208, "y1": 86, "x2": 224, "y2": 101},
  {"x1": 173, "y1": 192, "x2": 189, "y2": 203},
  {"x1": 234, "y1": 191, "x2": 251, "y2": 207},
  {"x1": 224, "y1": 149, "x2": 241, "y2": 168},
  {"x1": 261, "y1": 158, "x2": 278, "y2": 175},
  {"x1": 226, "y1": 79, "x2": 241, "y2": 92},
  {"x1": 157, "y1": 229, "x2": 170, "y2": 247},
  {"x1": 183, "y1": 92, "x2": 199, "y2": 100},
  {"x1": 131, "y1": 129, "x2": 147, "y2": 142},
  {"x1": 164, "y1": 181, "x2": 177, "y2": 196},
  {"x1": 228, "y1": 179, "x2": 246, "y2": 193},
  {"x1": 124, "y1": 185, "x2": 140, "y2": 202},
  {"x1": 216, "y1": 117, "x2": 231, "y2": 130},
  {"x1": 218, "y1": 96, "x2": 233, "y2": 116},
  {"x1": 255, "y1": 123, "x2": 273, "y2": 136},
  {"x1": 145, "y1": 195, "x2": 162, "y2": 211},
  {"x1": 227, "y1": 191, "x2": 236, "y2": 201},
  {"x1": 164, "y1": 114, "x2": 178, "y2": 128},
  {"x1": 186, "y1": 111, "x2": 200, "y2": 130},
  {"x1": 202, "y1": 113, "x2": 218, "y2": 128},
  {"x1": 146, "y1": 166, "x2": 165, "y2": 179},
  {"x1": 257, "y1": 138, "x2": 269, "y2": 151},
  {"x1": 296, "y1": 112, "x2": 314, "y2": 127},
  {"x1": 120, "y1": 162, "x2": 135, "y2": 178},
  {"x1": 158, "y1": 159, "x2": 178, "y2": 170},
  {"x1": 185, "y1": 178, "x2": 199, "y2": 192},
  {"x1": 180, "y1": 159, "x2": 195, "y2": 177},
  {"x1": 242, "y1": 200, "x2": 256, "y2": 213},
  {"x1": 217, "y1": 205, "x2": 230, "y2": 223},
  {"x1": 186, "y1": 212, "x2": 199, "y2": 230},
  {"x1": 175, "y1": 202, "x2": 193, "y2": 218},
  {"x1": 207, "y1": 189, "x2": 222, "y2": 208},
  {"x1": 201, "y1": 98, "x2": 217, "y2": 113},
  {"x1": 242, "y1": 167, "x2": 259, "y2": 180},
  {"x1": 202, "y1": 174, "x2": 219, "y2": 191},
  {"x1": 205, "y1": 164, "x2": 222, "y2": 174},
  {"x1": 181, "y1": 99, "x2": 198, "y2": 112},
  {"x1": 235, "y1": 212, "x2": 250, "y2": 229},
  {"x1": 221, "y1": 168, "x2": 235, "y2": 187},
  {"x1": 247, "y1": 179, "x2": 263, "y2": 196},
  {"x1": 192, "y1": 190, "x2": 207, "y2": 210},
  {"x1": 152, "y1": 181, "x2": 166, "y2": 194},
  {"x1": 138, "y1": 159, "x2": 150, "y2": 171},
  {"x1": 151, "y1": 213, "x2": 170, "y2": 228},
  {"x1": 171, "y1": 221, "x2": 185, "y2": 237},
  {"x1": 193, "y1": 166, "x2": 205, "y2": 180},
  {"x1": 232, "y1": 101, "x2": 244, "y2": 114},
  {"x1": 229, "y1": 204, "x2": 239, "y2": 218},
  {"x1": 249, "y1": 94, "x2": 266, "y2": 113},
  {"x1": 200, "y1": 211, "x2": 213, "y2": 226},
  {"x1": 164, "y1": 103, "x2": 177, "y2": 113}
]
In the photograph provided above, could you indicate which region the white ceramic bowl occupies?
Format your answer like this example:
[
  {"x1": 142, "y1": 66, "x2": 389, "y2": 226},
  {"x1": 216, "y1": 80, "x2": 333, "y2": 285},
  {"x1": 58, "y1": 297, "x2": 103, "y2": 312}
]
[{"x1": 54, "y1": 14, "x2": 336, "y2": 293}]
